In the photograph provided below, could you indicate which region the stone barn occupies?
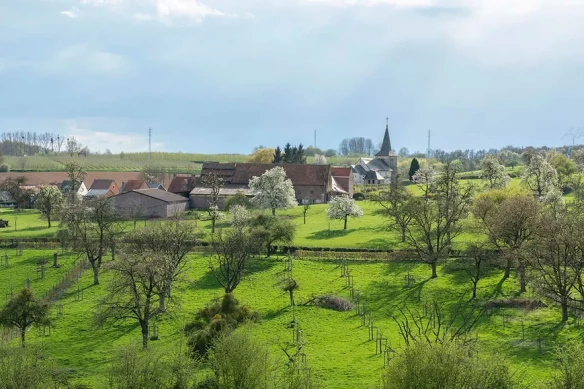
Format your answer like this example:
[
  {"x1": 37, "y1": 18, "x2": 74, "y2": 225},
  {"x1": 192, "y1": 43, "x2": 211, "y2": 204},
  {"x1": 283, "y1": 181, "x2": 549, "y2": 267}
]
[{"x1": 112, "y1": 189, "x2": 189, "y2": 219}]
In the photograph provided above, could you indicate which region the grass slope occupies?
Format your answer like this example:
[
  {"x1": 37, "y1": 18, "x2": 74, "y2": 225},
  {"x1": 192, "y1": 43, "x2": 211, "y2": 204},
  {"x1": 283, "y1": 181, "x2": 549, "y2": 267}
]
[{"x1": 8, "y1": 254, "x2": 580, "y2": 388}]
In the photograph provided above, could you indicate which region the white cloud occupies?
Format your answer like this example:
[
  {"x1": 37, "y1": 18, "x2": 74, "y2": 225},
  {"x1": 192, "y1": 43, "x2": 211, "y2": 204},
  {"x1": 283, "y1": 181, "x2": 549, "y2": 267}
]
[
  {"x1": 60, "y1": 6, "x2": 80, "y2": 18},
  {"x1": 47, "y1": 44, "x2": 129, "y2": 76},
  {"x1": 155, "y1": 0, "x2": 229, "y2": 25},
  {"x1": 65, "y1": 124, "x2": 164, "y2": 153}
]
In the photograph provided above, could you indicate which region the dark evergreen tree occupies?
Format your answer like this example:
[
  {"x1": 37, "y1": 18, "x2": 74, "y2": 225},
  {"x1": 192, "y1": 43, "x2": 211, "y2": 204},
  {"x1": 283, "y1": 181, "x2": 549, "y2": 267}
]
[
  {"x1": 282, "y1": 143, "x2": 293, "y2": 163},
  {"x1": 408, "y1": 158, "x2": 420, "y2": 181},
  {"x1": 295, "y1": 143, "x2": 306, "y2": 164},
  {"x1": 273, "y1": 146, "x2": 283, "y2": 163}
]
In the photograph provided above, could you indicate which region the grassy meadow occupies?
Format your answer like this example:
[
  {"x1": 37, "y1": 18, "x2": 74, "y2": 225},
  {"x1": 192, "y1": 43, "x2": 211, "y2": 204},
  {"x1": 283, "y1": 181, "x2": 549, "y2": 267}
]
[
  {"x1": 0, "y1": 179, "x2": 581, "y2": 387},
  {"x1": 11, "y1": 253, "x2": 579, "y2": 388}
]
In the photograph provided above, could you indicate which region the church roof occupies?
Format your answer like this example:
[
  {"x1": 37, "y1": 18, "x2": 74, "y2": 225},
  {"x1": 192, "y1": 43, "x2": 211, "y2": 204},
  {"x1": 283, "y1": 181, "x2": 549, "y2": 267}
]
[
  {"x1": 375, "y1": 123, "x2": 392, "y2": 157},
  {"x1": 367, "y1": 158, "x2": 390, "y2": 171}
]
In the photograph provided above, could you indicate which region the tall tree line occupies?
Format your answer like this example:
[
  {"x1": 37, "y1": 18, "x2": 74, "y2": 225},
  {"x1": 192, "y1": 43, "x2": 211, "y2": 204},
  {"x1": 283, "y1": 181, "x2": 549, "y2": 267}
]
[
  {"x1": 338, "y1": 137, "x2": 377, "y2": 156},
  {"x1": 0, "y1": 131, "x2": 66, "y2": 155}
]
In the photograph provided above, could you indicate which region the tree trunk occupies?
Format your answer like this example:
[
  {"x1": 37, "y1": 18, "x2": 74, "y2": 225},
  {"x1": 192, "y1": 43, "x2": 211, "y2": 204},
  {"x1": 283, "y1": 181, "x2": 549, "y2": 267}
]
[
  {"x1": 303, "y1": 213, "x2": 306, "y2": 225},
  {"x1": 431, "y1": 261, "x2": 438, "y2": 279},
  {"x1": 504, "y1": 258, "x2": 512, "y2": 280},
  {"x1": 141, "y1": 321, "x2": 149, "y2": 349},
  {"x1": 561, "y1": 298, "x2": 569, "y2": 322},
  {"x1": 344, "y1": 216, "x2": 347, "y2": 230},
  {"x1": 47, "y1": 215, "x2": 51, "y2": 228},
  {"x1": 21, "y1": 327, "x2": 25, "y2": 348},
  {"x1": 159, "y1": 292, "x2": 166, "y2": 312},
  {"x1": 519, "y1": 264, "x2": 526, "y2": 294},
  {"x1": 289, "y1": 290, "x2": 294, "y2": 306},
  {"x1": 401, "y1": 226, "x2": 406, "y2": 243},
  {"x1": 472, "y1": 280, "x2": 478, "y2": 299},
  {"x1": 92, "y1": 264, "x2": 100, "y2": 286},
  {"x1": 212, "y1": 217, "x2": 216, "y2": 234},
  {"x1": 272, "y1": 208, "x2": 276, "y2": 216}
]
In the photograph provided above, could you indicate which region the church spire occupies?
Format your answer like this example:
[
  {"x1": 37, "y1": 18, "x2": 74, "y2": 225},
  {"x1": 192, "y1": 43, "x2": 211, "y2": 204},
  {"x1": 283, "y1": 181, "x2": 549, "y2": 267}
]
[{"x1": 375, "y1": 117, "x2": 392, "y2": 157}]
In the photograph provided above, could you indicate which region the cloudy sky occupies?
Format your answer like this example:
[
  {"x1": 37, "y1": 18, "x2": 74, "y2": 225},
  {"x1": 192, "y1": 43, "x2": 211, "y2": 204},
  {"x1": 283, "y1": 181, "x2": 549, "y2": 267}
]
[{"x1": 1, "y1": 0, "x2": 583, "y2": 154}]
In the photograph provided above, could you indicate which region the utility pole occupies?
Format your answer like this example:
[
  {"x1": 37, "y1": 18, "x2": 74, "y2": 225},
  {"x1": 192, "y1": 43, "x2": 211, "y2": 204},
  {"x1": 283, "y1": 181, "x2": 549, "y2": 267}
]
[
  {"x1": 426, "y1": 129, "x2": 431, "y2": 166},
  {"x1": 314, "y1": 129, "x2": 317, "y2": 149},
  {"x1": 148, "y1": 128, "x2": 152, "y2": 160}
]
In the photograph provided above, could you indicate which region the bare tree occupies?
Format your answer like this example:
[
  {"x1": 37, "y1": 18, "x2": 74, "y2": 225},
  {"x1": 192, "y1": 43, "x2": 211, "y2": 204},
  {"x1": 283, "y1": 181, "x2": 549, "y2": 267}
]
[
  {"x1": 374, "y1": 177, "x2": 413, "y2": 242},
  {"x1": 60, "y1": 197, "x2": 117, "y2": 285},
  {"x1": 462, "y1": 244, "x2": 494, "y2": 299},
  {"x1": 392, "y1": 299, "x2": 484, "y2": 346},
  {"x1": 472, "y1": 192, "x2": 540, "y2": 290},
  {"x1": 528, "y1": 210, "x2": 580, "y2": 322},
  {"x1": 405, "y1": 162, "x2": 473, "y2": 279},
  {"x1": 0, "y1": 176, "x2": 32, "y2": 210},
  {"x1": 201, "y1": 172, "x2": 224, "y2": 234},
  {"x1": 96, "y1": 251, "x2": 165, "y2": 348},
  {"x1": 64, "y1": 161, "x2": 87, "y2": 202},
  {"x1": 210, "y1": 229, "x2": 262, "y2": 293},
  {"x1": 123, "y1": 221, "x2": 196, "y2": 311}
]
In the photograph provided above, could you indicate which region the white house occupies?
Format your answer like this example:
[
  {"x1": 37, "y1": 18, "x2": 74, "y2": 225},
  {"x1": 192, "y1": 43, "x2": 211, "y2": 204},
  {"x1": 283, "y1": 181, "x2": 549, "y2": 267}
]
[
  {"x1": 351, "y1": 122, "x2": 398, "y2": 185},
  {"x1": 59, "y1": 180, "x2": 88, "y2": 199}
]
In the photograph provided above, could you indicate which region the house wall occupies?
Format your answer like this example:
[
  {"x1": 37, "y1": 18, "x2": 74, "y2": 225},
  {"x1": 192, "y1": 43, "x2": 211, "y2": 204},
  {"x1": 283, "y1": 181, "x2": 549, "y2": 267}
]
[
  {"x1": 295, "y1": 185, "x2": 327, "y2": 204},
  {"x1": 114, "y1": 191, "x2": 187, "y2": 218}
]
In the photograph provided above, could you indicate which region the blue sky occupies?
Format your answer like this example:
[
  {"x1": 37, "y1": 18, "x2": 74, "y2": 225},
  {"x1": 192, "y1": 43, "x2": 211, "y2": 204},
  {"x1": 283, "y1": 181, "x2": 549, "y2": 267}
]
[{"x1": 1, "y1": 0, "x2": 583, "y2": 154}]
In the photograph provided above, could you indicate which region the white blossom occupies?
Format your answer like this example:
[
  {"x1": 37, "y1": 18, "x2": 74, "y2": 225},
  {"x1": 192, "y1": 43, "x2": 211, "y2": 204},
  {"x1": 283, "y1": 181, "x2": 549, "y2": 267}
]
[
  {"x1": 326, "y1": 195, "x2": 363, "y2": 230},
  {"x1": 249, "y1": 167, "x2": 297, "y2": 215}
]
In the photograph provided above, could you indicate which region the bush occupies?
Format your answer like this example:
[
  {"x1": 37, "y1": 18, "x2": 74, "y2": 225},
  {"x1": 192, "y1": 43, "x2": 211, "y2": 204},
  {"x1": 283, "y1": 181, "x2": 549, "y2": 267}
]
[
  {"x1": 208, "y1": 329, "x2": 277, "y2": 389},
  {"x1": 353, "y1": 193, "x2": 365, "y2": 201},
  {"x1": 107, "y1": 346, "x2": 200, "y2": 389},
  {"x1": 0, "y1": 345, "x2": 59, "y2": 389},
  {"x1": 315, "y1": 295, "x2": 353, "y2": 311},
  {"x1": 0, "y1": 164, "x2": 9, "y2": 172},
  {"x1": 185, "y1": 294, "x2": 259, "y2": 357},
  {"x1": 546, "y1": 343, "x2": 584, "y2": 389},
  {"x1": 382, "y1": 341, "x2": 519, "y2": 389},
  {"x1": 224, "y1": 191, "x2": 253, "y2": 211}
]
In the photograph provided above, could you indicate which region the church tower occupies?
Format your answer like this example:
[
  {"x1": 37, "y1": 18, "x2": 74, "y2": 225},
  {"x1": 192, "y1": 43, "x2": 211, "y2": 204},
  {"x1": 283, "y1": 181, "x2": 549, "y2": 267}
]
[{"x1": 374, "y1": 118, "x2": 398, "y2": 182}]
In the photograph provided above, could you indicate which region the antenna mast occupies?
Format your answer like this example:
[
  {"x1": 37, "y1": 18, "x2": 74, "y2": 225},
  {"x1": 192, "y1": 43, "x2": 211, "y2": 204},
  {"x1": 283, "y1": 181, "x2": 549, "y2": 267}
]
[
  {"x1": 314, "y1": 129, "x2": 317, "y2": 149},
  {"x1": 427, "y1": 129, "x2": 431, "y2": 166},
  {"x1": 148, "y1": 128, "x2": 152, "y2": 159}
]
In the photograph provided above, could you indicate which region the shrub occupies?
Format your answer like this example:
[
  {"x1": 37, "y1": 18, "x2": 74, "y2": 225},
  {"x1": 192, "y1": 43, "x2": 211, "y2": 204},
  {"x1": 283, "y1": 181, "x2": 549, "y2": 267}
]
[
  {"x1": 353, "y1": 193, "x2": 365, "y2": 201},
  {"x1": 0, "y1": 164, "x2": 9, "y2": 172},
  {"x1": 208, "y1": 329, "x2": 277, "y2": 389},
  {"x1": 224, "y1": 191, "x2": 253, "y2": 211},
  {"x1": 382, "y1": 341, "x2": 518, "y2": 389},
  {"x1": 546, "y1": 343, "x2": 584, "y2": 389},
  {"x1": 315, "y1": 295, "x2": 353, "y2": 311},
  {"x1": 185, "y1": 294, "x2": 259, "y2": 357},
  {"x1": 107, "y1": 346, "x2": 201, "y2": 389}
]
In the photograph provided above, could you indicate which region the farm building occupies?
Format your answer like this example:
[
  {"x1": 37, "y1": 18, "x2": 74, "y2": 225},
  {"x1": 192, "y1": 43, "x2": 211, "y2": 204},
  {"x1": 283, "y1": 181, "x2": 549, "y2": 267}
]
[
  {"x1": 168, "y1": 175, "x2": 196, "y2": 198},
  {"x1": 86, "y1": 179, "x2": 120, "y2": 198},
  {"x1": 112, "y1": 189, "x2": 189, "y2": 219},
  {"x1": 59, "y1": 180, "x2": 88, "y2": 199},
  {"x1": 190, "y1": 187, "x2": 253, "y2": 210},
  {"x1": 190, "y1": 163, "x2": 352, "y2": 209},
  {"x1": 120, "y1": 179, "x2": 148, "y2": 193}
]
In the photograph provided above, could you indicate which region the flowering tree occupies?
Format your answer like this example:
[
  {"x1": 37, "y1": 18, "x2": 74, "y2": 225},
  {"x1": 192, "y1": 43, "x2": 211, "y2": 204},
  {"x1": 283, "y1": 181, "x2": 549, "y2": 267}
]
[
  {"x1": 249, "y1": 167, "x2": 297, "y2": 216},
  {"x1": 522, "y1": 154, "x2": 559, "y2": 198},
  {"x1": 480, "y1": 155, "x2": 510, "y2": 189},
  {"x1": 230, "y1": 205, "x2": 250, "y2": 231},
  {"x1": 326, "y1": 195, "x2": 363, "y2": 230}
]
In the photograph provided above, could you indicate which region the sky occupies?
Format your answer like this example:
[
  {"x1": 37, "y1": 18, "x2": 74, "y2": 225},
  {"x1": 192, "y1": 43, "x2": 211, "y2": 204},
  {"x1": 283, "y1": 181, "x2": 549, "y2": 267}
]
[{"x1": 1, "y1": 0, "x2": 584, "y2": 154}]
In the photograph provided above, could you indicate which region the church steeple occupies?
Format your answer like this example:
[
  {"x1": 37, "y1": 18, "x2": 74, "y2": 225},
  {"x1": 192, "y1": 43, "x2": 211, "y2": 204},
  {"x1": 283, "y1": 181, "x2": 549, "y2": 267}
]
[{"x1": 375, "y1": 117, "x2": 392, "y2": 157}]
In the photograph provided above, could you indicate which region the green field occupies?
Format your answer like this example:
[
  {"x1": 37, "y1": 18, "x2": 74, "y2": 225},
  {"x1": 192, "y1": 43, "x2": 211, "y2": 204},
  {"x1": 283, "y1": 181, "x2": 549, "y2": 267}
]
[
  {"x1": 3, "y1": 152, "x2": 368, "y2": 173},
  {"x1": 7, "y1": 254, "x2": 576, "y2": 388}
]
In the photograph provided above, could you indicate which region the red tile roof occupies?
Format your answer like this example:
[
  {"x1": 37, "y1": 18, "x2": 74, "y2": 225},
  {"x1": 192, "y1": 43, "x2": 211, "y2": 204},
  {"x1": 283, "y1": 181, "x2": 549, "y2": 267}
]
[
  {"x1": 167, "y1": 176, "x2": 194, "y2": 193},
  {"x1": 202, "y1": 163, "x2": 330, "y2": 187},
  {"x1": 122, "y1": 179, "x2": 147, "y2": 192}
]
